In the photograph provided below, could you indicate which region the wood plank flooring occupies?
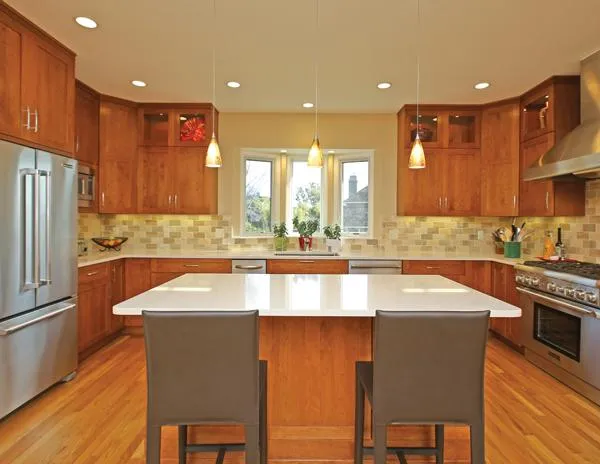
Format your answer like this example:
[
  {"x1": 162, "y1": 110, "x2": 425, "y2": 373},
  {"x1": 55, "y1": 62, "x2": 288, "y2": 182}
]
[{"x1": 1, "y1": 335, "x2": 600, "y2": 463}]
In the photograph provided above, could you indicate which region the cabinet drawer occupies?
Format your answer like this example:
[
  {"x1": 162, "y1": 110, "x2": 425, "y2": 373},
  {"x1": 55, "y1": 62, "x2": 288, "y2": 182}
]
[
  {"x1": 402, "y1": 260, "x2": 466, "y2": 276},
  {"x1": 150, "y1": 258, "x2": 232, "y2": 274},
  {"x1": 267, "y1": 259, "x2": 349, "y2": 275},
  {"x1": 78, "y1": 263, "x2": 110, "y2": 287}
]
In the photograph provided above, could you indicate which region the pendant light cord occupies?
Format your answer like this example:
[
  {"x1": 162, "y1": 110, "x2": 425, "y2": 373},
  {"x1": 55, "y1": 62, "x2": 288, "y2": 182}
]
[
  {"x1": 314, "y1": 0, "x2": 319, "y2": 138},
  {"x1": 416, "y1": 0, "x2": 420, "y2": 131},
  {"x1": 212, "y1": 0, "x2": 217, "y2": 138}
]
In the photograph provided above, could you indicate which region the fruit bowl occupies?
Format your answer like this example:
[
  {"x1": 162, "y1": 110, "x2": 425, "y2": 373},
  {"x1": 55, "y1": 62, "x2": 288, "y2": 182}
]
[{"x1": 91, "y1": 237, "x2": 128, "y2": 252}]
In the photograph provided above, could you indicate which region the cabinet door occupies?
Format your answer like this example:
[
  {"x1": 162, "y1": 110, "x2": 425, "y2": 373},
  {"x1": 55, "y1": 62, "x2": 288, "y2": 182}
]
[
  {"x1": 173, "y1": 147, "x2": 218, "y2": 214},
  {"x1": 521, "y1": 86, "x2": 554, "y2": 142},
  {"x1": 404, "y1": 110, "x2": 444, "y2": 149},
  {"x1": 124, "y1": 259, "x2": 152, "y2": 299},
  {"x1": 99, "y1": 100, "x2": 138, "y2": 213},
  {"x1": 138, "y1": 147, "x2": 173, "y2": 213},
  {"x1": 139, "y1": 109, "x2": 171, "y2": 146},
  {"x1": 402, "y1": 149, "x2": 444, "y2": 215},
  {"x1": 174, "y1": 108, "x2": 213, "y2": 147},
  {"x1": 447, "y1": 110, "x2": 480, "y2": 149},
  {"x1": 75, "y1": 84, "x2": 99, "y2": 165},
  {"x1": 444, "y1": 150, "x2": 481, "y2": 216},
  {"x1": 481, "y1": 102, "x2": 520, "y2": 216},
  {"x1": 109, "y1": 260, "x2": 125, "y2": 334},
  {"x1": 0, "y1": 11, "x2": 23, "y2": 138},
  {"x1": 78, "y1": 284, "x2": 110, "y2": 352},
  {"x1": 21, "y1": 32, "x2": 74, "y2": 153},
  {"x1": 489, "y1": 262, "x2": 509, "y2": 337},
  {"x1": 519, "y1": 133, "x2": 555, "y2": 216},
  {"x1": 505, "y1": 266, "x2": 522, "y2": 346}
]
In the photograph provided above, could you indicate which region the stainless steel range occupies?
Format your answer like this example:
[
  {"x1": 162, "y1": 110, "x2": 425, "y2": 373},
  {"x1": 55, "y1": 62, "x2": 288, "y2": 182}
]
[{"x1": 515, "y1": 261, "x2": 600, "y2": 405}]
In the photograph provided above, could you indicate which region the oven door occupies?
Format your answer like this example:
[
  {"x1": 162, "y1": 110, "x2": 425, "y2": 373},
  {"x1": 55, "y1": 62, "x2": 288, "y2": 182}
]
[{"x1": 518, "y1": 286, "x2": 600, "y2": 386}]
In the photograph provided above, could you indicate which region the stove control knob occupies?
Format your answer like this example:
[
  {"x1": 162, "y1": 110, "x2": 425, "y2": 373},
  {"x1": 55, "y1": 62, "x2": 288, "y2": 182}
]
[
  {"x1": 565, "y1": 288, "x2": 575, "y2": 298},
  {"x1": 556, "y1": 286, "x2": 565, "y2": 294},
  {"x1": 531, "y1": 277, "x2": 540, "y2": 287},
  {"x1": 515, "y1": 275, "x2": 524, "y2": 284},
  {"x1": 547, "y1": 282, "x2": 557, "y2": 292},
  {"x1": 586, "y1": 293, "x2": 598, "y2": 304},
  {"x1": 575, "y1": 290, "x2": 586, "y2": 301},
  {"x1": 524, "y1": 277, "x2": 532, "y2": 285}
]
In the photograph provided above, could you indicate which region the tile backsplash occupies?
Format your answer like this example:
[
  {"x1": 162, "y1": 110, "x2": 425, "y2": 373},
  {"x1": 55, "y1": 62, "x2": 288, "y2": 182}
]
[{"x1": 79, "y1": 180, "x2": 600, "y2": 261}]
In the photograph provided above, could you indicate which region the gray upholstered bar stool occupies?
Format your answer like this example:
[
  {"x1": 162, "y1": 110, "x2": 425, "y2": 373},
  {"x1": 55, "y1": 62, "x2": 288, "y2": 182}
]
[
  {"x1": 143, "y1": 310, "x2": 267, "y2": 464},
  {"x1": 354, "y1": 310, "x2": 490, "y2": 464}
]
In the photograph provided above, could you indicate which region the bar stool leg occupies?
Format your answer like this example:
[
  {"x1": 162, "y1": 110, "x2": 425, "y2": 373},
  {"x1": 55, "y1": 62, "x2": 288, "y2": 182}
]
[
  {"x1": 354, "y1": 368, "x2": 365, "y2": 464},
  {"x1": 470, "y1": 418, "x2": 485, "y2": 464},
  {"x1": 373, "y1": 424, "x2": 387, "y2": 464},
  {"x1": 246, "y1": 424, "x2": 260, "y2": 464},
  {"x1": 260, "y1": 364, "x2": 268, "y2": 464},
  {"x1": 178, "y1": 425, "x2": 188, "y2": 464},
  {"x1": 146, "y1": 423, "x2": 161, "y2": 464},
  {"x1": 435, "y1": 424, "x2": 444, "y2": 464}
]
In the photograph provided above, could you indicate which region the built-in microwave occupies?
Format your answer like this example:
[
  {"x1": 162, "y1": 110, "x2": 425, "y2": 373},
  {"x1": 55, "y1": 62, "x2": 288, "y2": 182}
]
[{"x1": 78, "y1": 165, "x2": 95, "y2": 208}]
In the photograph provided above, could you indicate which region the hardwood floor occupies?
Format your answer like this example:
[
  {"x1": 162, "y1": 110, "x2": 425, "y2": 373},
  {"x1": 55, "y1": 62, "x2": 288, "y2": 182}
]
[{"x1": 1, "y1": 335, "x2": 599, "y2": 463}]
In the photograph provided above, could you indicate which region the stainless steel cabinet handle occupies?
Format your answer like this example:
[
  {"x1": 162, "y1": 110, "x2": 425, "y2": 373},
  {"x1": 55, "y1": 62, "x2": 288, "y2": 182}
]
[
  {"x1": 438, "y1": 197, "x2": 442, "y2": 209},
  {"x1": 21, "y1": 168, "x2": 40, "y2": 290},
  {"x1": 174, "y1": 194, "x2": 178, "y2": 207},
  {"x1": 87, "y1": 271, "x2": 99, "y2": 276},
  {"x1": 23, "y1": 106, "x2": 31, "y2": 130},
  {"x1": 298, "y1": 260, "x2": 316, "y2": 264},
  {"x1": 39, "y1": 170, "x2": 52, "y2": 286},
  {"x1": 101, "y1": 192, "x2": 105, "y2": 208},
  {"x1": 183, "y1": 264, "x2": 200, "y2": 268},
  {"x1": 168, "y1": 195, "x2": 172, "y2": 206},
  {"x1": 0, "y1": 304, "x2": 76, "y2": 336},
  {"x1": 33, "y1": 109, "x2": 39, "y2": 133},
  {"x1": 234, "y1": 265, "x2": 264, "y2": 270},
  {"x1": 545, "y1": 191, "x2": 550, "y2": 211},
  {"x1": 75, "y1": 135, "x2": 80, "y2": 152},
  {"x1": 516, "y1": 287, "x2": 598, "y2": 318},
  {"x1": 444, "y1": 197, "x2": 448, "y2": 209},
  {"x1": 350, "y1": 264, "x2": 402, "y2": 269},
  {"x1": 425, "y1": 266, "x2": 440, "y2": 270},
  {"x1": 513, "y1": 195, "x2": 517, "y2": 211}
]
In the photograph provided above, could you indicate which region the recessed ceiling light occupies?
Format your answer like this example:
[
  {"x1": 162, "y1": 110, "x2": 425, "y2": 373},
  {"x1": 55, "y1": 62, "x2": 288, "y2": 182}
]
[
  {"x1": 131, "y1": 80, "x2": 147, "y2": 88},
  {"x1": 226, "y1": 81, "x2": 241, "y2": 88},
  {"x1": 327, "y1": 150, "x2": 335, "y2": 154},
  {"x1": 377, "y1": 82, "x2": 392, "y2": 89},
  {"x1": 303, "y1": 102, "x2": 314, "y2": 108},
  {"x1": 75, "y1": 16, "x2": 97, "y2": 29},
  {"x1": 474, "y1": 82, "x2": 490, "y2": 90},
  {"x1": 280, "y1": 149, "x2": 287, "y2": 153}
]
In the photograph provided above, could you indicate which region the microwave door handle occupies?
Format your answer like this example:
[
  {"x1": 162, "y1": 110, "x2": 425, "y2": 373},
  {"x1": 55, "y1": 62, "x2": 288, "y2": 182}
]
[
  {"x1": 21, "y1": 169, "x2": 40, "y2": 290},
  {"x1": 39, "y1": 170, "x2": 52, "y2": 286},
  {"x1": 517, "y1": 287, "x2": 598, "y2": 318}
]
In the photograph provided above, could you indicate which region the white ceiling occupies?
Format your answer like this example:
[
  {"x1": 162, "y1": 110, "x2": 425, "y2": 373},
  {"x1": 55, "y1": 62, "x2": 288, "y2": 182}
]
[{"x1": 7, "y1": 0, "x2": 600, "y2": 113}]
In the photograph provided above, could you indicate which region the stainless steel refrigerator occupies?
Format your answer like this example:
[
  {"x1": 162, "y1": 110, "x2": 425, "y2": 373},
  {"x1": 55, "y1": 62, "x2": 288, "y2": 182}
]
[{"x1": 0, "y1": 140, "x2": 78, "y2": 420}]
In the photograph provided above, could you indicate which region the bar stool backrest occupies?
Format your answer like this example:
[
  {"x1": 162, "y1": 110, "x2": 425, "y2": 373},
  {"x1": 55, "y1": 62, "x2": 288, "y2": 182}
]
[
  {"x1": 373, "y1": 310, "x2": 490, "y2": 425},
  {"x1": 143, "y1": 310, "x2": 260, "y2": 426}
]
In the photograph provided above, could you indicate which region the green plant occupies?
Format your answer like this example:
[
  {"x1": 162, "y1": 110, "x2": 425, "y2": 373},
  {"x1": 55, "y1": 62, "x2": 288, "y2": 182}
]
[
  {"x1": 293, "y1": 216, "x2": 319, "y2": 237},
  {"x1": 323, "y1": 224, "x2": 341, "y2": 240},
  {"x1": 273, "y1": 223, "x2": 288, "y2": 238}
]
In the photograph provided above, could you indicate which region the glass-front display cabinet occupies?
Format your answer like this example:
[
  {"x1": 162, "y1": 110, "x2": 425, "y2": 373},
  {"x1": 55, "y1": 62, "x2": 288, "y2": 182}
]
[
  {"x1": 521, "y1": 86, "x2": 554, "y2": 141},
  {"x1": 405, "y1": 111, "x2": 442, "y2": 148}
]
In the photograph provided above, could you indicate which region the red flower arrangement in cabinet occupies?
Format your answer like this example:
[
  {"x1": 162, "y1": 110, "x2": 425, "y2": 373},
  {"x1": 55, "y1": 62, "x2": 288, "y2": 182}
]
[{"x1": 180, "y1": 116, "x2": 206, "y2": 142}]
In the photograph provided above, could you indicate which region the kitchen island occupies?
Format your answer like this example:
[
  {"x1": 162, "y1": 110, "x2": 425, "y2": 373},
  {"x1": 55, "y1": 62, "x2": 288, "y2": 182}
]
[{"x1": 114, "y1": 273, "x2": 520, "y2": 462}]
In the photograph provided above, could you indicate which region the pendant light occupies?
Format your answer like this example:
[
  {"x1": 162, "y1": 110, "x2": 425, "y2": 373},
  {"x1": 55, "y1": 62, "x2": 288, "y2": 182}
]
[
  {"x1": 408, "y1": 0, "x2": 426, "y2": 169},
  {"x1": 205, "y1": 0, "x2": 222, "y2": 168},
  {"x1": 307, "y1": 0, "x2": 323, "y2": 168}
]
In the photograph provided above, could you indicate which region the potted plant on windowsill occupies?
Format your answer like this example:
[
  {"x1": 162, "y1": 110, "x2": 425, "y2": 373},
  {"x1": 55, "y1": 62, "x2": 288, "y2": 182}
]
[
  {"x1": 273, "y1": 223, "x2": 288, "y2": 251},
  {"x1": 293, "y1": 216, "x2": 319, "y2": 251},
  {"x1": 323, "y1": 224, "x2": 342, "y2": 253}
]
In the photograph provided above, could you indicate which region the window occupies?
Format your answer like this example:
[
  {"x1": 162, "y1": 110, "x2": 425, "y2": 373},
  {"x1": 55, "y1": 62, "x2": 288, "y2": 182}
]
[
  {"x1": 243, "y1": 157, "x2": 275, "y2": 234},
  {"x1": 240, "y1": 150, "x2": 373, "y2": 237}
]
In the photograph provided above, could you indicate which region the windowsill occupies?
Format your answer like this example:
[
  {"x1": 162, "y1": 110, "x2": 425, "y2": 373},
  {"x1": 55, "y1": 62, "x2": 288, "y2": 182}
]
[{"x1": 233, "y1": 233, "x2": 374, "y2": 240}]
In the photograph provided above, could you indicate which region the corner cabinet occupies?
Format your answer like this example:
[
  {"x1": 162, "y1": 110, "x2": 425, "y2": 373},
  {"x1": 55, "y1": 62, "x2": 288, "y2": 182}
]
[
  {"x1": 0, "y1": 4, "x2": 75, "y2": 155},
  {"x1": 519, "y1": 77, "x2": 585, "y2": 216}
]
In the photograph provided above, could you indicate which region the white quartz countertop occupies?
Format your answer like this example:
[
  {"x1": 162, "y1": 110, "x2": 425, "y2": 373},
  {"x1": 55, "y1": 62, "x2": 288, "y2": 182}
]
[
  {"x1": 113, "y1": 273, "x2": 521, "y2": 318},
  {"x1": 80, "y1": 249, "x2": 524, "y2": 267}
]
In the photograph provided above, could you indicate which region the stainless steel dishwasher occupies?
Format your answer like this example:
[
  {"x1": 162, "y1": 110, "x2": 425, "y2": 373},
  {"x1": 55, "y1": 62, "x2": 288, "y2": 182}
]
[
  {"x1": 348, "y1": 260, "x2": 403, "y2": 274},
  {"x1": 232, "y1": 259, "x2": 267, "y2": 274}
]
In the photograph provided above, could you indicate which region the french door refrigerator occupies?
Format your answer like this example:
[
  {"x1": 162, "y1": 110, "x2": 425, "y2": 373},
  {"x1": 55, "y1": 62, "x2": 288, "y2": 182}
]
[{"x1": 0, "y1": 140, "x2": 78, "y2": 420}]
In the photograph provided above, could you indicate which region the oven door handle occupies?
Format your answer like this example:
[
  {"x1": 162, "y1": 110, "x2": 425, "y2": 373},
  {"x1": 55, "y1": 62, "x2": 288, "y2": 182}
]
[{"x1": 517, "y1": 287, "x2": 599, "y2": 318}]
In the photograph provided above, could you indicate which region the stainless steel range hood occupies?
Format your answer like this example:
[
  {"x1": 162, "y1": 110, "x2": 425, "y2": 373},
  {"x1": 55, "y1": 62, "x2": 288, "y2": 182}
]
[{"x1": 524, "y1": 50, "x2": 600, "y2": 181}]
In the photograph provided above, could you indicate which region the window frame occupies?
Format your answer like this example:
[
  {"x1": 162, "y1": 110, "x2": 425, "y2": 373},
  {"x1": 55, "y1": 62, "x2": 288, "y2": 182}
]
[
  {"x1": 332, "y1": 151, "x2": 374, "y2": 238},
  {"x1": 285, "y1": 153, "x2": 328, "y2": 235},
  {"x1": 240, "y1": 152, "x2": 281, "y2": 236}
]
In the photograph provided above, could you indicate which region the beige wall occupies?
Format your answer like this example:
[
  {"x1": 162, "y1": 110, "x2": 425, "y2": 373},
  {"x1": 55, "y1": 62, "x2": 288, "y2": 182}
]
[{"x1": 217, "y1": 112, "x2": 397, "y2": 236}]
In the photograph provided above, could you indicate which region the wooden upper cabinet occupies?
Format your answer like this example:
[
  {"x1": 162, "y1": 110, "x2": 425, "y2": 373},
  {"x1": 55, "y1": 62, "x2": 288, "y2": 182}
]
[
  {"x1": 404, "y1": 109, "x2": 444, "y2": 148},
  {"x1": 401, "y1": 149, "x2": 445, "y2": 216},
  {"x1": 138, "y1": 105, "x2": 216, "y2": 147},
  {"x1": 74, "y1": 82, "x2": 99, "y2": 165},
  {"x1": 520, "y1": 133, "x2": 556, "y2": 216},
  {"x1": 481, "y1": 101, "x2": 520, "y2": 216},
  {"x1": 0, "y1": 9, "x2": 24, "y2": 139},
  {"x1": 21, "y1": 31, "x2": 75, "y2": 153},
  {"x1": 173, "y1": 147, "x2": 218, "y2": 214},
  {"x1": 446, "y1": 110, "x2": 481, "y2": 148},
  {"x1": 445, "y1": 149, "x2": 481, "y2": 216},
  {"x1": 137, "y1": 147, "x2": 173, "y2": 213},
  {"x1": 99, "y1": 98, "x2": 138, "y2": 213}
]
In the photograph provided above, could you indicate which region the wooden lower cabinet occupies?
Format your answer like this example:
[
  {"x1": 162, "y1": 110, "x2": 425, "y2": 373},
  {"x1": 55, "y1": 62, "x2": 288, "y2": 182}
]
[
  {"x1": 267, "y1": 259, "x2": 349, "y2": 274},
  {"x1": 78, "y1": 263, "x2": 111, "y2": 357},
  {"x1": 109, "y1": 259, "x2": 125, "y2": 333},
  {"x1": 402, "y1": 260, "x2": 491, "y2": 294},
  {"x1": 490, "y1": 262, "x2": 522, "y2": 348},
  {"x1": 123, "y1": 258, "x2": 153, "y2": 331}
]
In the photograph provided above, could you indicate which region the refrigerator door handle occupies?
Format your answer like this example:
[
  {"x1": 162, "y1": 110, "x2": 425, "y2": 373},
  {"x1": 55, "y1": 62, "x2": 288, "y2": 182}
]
[
  {"x1": 39, "y1": 170, "x2": 52, "y2": 286},
  {"x1": 21, "y1": 168, "x2": 40, "y2": 290},
  {"x1": 0, "y1": 302, "x2": 76, "y2": 335}
]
